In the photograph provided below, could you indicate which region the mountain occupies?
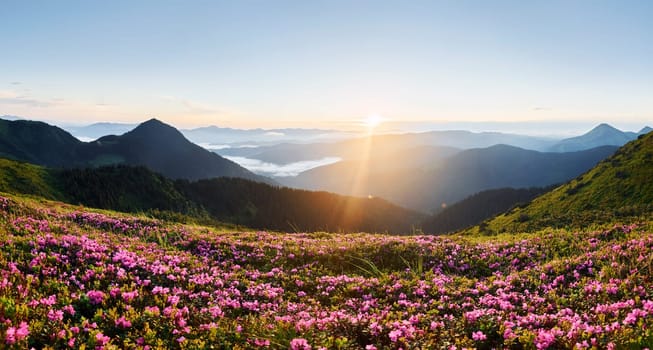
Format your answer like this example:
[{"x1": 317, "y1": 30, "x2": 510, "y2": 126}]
[
  {"x1": 177, "y1": 177, "x2": 423, "y2": 233},
  {"x1": 181, "y1": 125, "x2": 349, "y2": 148},
  {"x1": 0, "y1": 115, "x2": 23, "y2": 121},
  {"x1": 549, "y1": 123, "x2": 641, "y2": 152},
  {"x1": 420, "y1": 186, "x2": 552, "y2": 234},
  {"x1": 0, "y1": 158, "x2": 422, "y2": 233},
  {"x1": 277, "y1": 145, "x2": 459, "y2": 195},
  {"x1": 0, "y1": 118, "x2": 84, "y2": 167},
  {"x1": 640, "y1": 126, "x2": 653, "y2": 135},
  {"x1": 481, "y1": 132, "x2": 653, "y2": 234},
  {"x1": 280, "y1": 144, "x2": 617, "y2": 212},
  {"x1": 78, "y1": 119, "x2": 271, "y2": 183},
  {"x1": 0, "y1": 117, "x2": 270, "y2": 183},
  {"x1": 219, "y1": 130, "x2": 558, "y2": 164}
]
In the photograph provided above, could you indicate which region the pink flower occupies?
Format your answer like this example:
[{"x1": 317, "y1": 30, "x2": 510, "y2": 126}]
[
  {"x1": 167, "y1": 295, "x2": 180, "y2": 306},
  {"x1": 389, "y1": 329, "x2": 402, "y2": 342},
  {"x1": 62, "y1": 305, "x2": 76, "y2": 315},
  {"x1": 472, "y1": 331, "x2": 487, "y2": 341},
  {"x1": 87, "y1": 290, "x2": 106, "y2": 305},
  {"x1": 535, "y1": 330, "x2": 556, "y2": 349},
  {"x1": 115, "y1": 316, "x2": 132, "y2": 328},
  {"x1": 47, "y1": 309, "x2": 64, "y2": 322},
  {"x1": 15, "y1": 322, "x2": 29, "y2": 340},
  {"x1": 121, "y1": 290, "x2": 139, "y2": 303},
  {"x1": 95, "y1": 332, "x2": 110, "y2": 346},
  {"x1": 5, "y1": 327, "x2": 16, "y2": 345},
  {"x1": 254, "y1": 338, "x2": 271, "y2": 347},
  {"x1": 289, "y1": 338, "x2": 311, "y2": 350}
]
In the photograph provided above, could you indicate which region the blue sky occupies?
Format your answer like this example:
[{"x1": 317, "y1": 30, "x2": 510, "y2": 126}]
[{"x1": 1, "y1": 0, "x2": 651, "y2": 130}]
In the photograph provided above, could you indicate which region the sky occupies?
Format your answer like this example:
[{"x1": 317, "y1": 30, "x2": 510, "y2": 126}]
[{"x1": 1, "y1": 0, "x2": 652, "y2": 132}]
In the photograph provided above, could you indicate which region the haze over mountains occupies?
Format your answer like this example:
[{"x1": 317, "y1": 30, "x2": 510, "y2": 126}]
[
  {"x1": 279, "y1": 144, "x2": 618, "y2": 212},
  {"x1": 0, "y1": 118, "x2": 269, "y2": 183},
  {"x1": 61, "y1": 120, "x2": 352, "y2": 148},
  {"x1": 0, "y1": 115, "x2": 650, "y2": 232},
  {"x1": 480, "y1": 131, "x2": 653, "y2": 234},
  {"x1": 548, "y1": 123, "x2": 652, "y2": 152}
]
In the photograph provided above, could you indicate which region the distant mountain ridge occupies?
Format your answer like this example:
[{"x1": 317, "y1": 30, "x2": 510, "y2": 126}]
[
  {"x1": 65, "y1": 122, "x2": 137, "y2": 140},
  {"x1": 0, "y1": 117, "x2": 270, "y2": 183},
  {"x1": 181, "y1": 125, "x2": 348, "y2": 146},
  {"x1": 549, "y1": 123, "x2": 651, "y2": 152},
  {"x1": 219, "y1": 129, "x2": 560, "y2": 164},
  {"x1": 480, "y1": 132, "x2": 653, "y2": 233},
  {"x1": 61, "y1": 120, "x2": 349, "y2": 146},
  {"x1": 280, "y1": 144, "x2": 618, "y2": 212}
]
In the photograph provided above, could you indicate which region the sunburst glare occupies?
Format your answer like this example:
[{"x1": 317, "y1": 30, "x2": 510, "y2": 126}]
[{"x1": 362, "y1": 114, "x2": 384, "y2": 132}]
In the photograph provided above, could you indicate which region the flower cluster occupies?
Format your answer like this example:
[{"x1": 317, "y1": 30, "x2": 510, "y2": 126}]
[{"x1": 0, "y1": 194, "x2": 652, "y2": 349}]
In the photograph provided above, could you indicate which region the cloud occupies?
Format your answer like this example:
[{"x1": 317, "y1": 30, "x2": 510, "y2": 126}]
[
  {"x1": 224, "y1": 156, "x2": 341, "y2": 177},
  {"x1": 264, "y1": 131, "x2": 285, "y2": 137},
  {"x1": 161, "y1": 95, "x2": 228, "y2": 116},
  {"x1": 0, "y1": 90, "x2": 56, "y2": 108},
  {"x1": 197, "y1": 143, "x2": 232, "y2": 150},
  {"x1": 181, "y1": 99, "x2": 225, "y2": 115}
]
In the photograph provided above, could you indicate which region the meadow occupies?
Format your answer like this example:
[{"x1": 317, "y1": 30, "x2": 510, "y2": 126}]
[{"x1": 1, "y1": 194, "x2": 652, "y2": 349}]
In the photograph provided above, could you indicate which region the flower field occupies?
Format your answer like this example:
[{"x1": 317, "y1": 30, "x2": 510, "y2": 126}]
[{"x1": 1, "y1": 194, "x2": 653, "y2": 349}]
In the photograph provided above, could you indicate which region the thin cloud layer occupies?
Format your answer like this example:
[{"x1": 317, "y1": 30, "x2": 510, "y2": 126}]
[{"x1": 224, "y1": 156, "x2": 341, "y2": 177}]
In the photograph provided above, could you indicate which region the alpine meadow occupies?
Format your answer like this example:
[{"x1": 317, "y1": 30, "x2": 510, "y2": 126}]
[{"x1": 1, "y1": 1, "x2": 652, "y2": 349}]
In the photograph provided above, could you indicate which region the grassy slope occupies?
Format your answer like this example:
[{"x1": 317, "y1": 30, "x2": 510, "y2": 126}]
[
  {"x1": 0, "y1": 157, "x2": 423, "y2": 233},
  {"x1": 420, "y1": 186, "x2": 552, "y2": 234},
  {"x1": 1, "y1": 192, "x2": 653, "y2": 348},
  {"x1": 474, "y1": 132, "x2": 653, "y2": 234},
  {"x1": 0, "y1": 158, "x2": 64, "y2": 200}
]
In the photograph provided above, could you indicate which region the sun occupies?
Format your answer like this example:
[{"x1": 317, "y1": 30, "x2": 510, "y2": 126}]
[{"x1": 362, "y1": 114, "x2": 383, "y2": 130}]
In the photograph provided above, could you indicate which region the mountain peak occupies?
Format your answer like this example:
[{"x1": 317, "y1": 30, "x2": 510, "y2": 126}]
[
  {"x1": 129, "y1": 118, "x2": 181, "y2": 138},
  {"x1": 139, "y1": 118, "x2": 169, "y2": 128},
  {"x1": 548, "y1": 123, "x2": 630, "y2": 152},
  {"x1": 639, "y1": 126, "x2": 652, "y2": 135},
  {"x1": 590, "y1": 123, "x2": 620, "y2": 133}
]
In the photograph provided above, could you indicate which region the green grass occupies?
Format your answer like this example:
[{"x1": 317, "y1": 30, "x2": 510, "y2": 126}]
[
  {"x1": 0, "y1": 158, "x2": 63, "y2": 200},
  {"x1": 474, "y1": 132, "x2": 653, "y2": 234}
]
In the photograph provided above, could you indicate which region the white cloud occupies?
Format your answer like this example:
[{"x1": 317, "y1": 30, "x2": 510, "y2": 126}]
[
  {"x1": 224, "y1": 156, "x2": 341, "y2": 177},
  {"x1": 264, "y1": 131, "x2": 285, "y2": 136},
  {"x1": 197, "y1": 143, "x2": 232, "y2": 150},
  {"x1": 0, "y1": 90, "x2": 56, "y2": 108}
]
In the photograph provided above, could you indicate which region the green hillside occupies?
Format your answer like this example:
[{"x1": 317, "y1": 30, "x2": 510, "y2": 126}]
[
  {"x1": 0, "y1": 157, "x2": 422, "y2": 233},
  {"x1": 0, "y1": 158, "x2": 63, "y2": 199},
  {"x1": 476, "y1": 132, "x2": 653, "y2": 234}
]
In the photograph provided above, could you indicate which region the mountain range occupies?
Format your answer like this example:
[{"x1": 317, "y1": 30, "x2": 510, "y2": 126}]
[
  {"x1": 548, "y1": 123, "x2": 651, "y2": 152},
  {"x1": 1, "y1": 116, "x2": 650, "y2": 234},
  {"x1": 217, "y1": 130, "x2": 559, "y2": 164},
  {"x1": 62, "y1": 121, "x2": 350, "y2": 147},
  {"x1": 0, "y1": 118, "x2": 270, "y2": 183},
  {"x1": 478, "y1": 132, "x2": 653, "y2": 234},
  {"x1": 217, "y1": 123, "x2": 650, "y2": 166},
  {"x1": 279, "y1": 144, "x2": 618, "y2": 212}
]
